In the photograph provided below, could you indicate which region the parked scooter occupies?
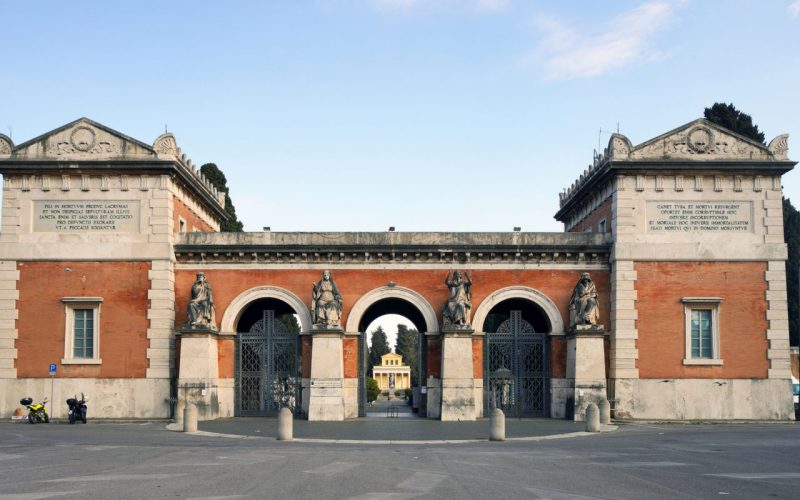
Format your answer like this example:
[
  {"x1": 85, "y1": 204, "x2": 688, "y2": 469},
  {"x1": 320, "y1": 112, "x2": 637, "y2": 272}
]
[
  {"x1": 20, "y1": 397, "x2": 49, "y2": 424},
  {"x1": 66, "y1": 393, "x2": 88, "y2": 424}
]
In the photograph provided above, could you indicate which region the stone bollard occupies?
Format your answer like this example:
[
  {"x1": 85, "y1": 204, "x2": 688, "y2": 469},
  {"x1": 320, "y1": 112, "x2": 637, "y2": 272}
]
[
  {"x1": 277, "y1": 407, "x2": 293, "y2": 441},
  {"x1": 598, "y1": 399, "x2": 611, "y2": 424},
  {"x1": 585, "y1": 403, "x2": 600, "y2": 432},
  {"x1": 183, "y1": 403, "x2": 198, "y2": 433},
  {"x1": 489, "y1": 408, "x2": 506, "y2": 441}
]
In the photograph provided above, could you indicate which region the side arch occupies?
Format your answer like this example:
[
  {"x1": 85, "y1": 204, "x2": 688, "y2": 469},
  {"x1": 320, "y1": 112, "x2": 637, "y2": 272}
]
[
  {"x1": 219, "y1": 286, "x2": 313, "y2": 334},
  {"x1": 472, "y1": 286, "x2": 564, "y2": 335},
  {"x1": 345, "y1": 285, "x2": 439, "y2": 333}
]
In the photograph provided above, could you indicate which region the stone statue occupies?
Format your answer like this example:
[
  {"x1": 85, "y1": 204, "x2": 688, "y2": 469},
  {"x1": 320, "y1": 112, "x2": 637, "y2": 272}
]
[
  {"x1": 185, "y1": 272, "x2": 217, "y2": 331},
  {"x1": 442, "y1": 270, "x2": 473, "y2": 328},
  {"x1": 311, "y1": 270, "x2": 343, "y2": 328},
  {"x1": 569, "y1": 272, "x2": 599, "y2": 328}
]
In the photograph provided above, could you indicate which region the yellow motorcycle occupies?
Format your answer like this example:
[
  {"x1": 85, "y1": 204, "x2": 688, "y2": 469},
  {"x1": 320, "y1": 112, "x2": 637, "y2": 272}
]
[{"x1": 20, "y1": 397, "x2": 49, "y2": 424}]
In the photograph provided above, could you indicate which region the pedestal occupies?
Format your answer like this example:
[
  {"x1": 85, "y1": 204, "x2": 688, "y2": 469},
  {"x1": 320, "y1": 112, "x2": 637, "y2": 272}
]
[
  {"x1": 566, "y1": 325, "x2": 607, "y2": 422},
  {"x1": 307, "y1": 327, "x2": 345, "y2": 421},
  {"x1": 439, "y1": 327, "x2": 477, "y2": 421},
  {"x1": 177, "y1": 328, "x2": 222, "y2": 421}
]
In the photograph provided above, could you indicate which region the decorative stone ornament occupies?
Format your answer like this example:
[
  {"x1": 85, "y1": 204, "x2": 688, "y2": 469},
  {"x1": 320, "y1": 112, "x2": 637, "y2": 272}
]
[
  {"x1": 0, "y1": 134, "x2": 13, "y2": 156},
  {"x1": 153, "y1": 133, "x2": 178, "y2": 158},
  {"x1": 311, "y1": 270, "x2": 343, "y2": 328},
  {"x1": 184, "y1": 272, "x2": 217, "y2": 331},
  {"x1": 568, "y1": 272, "x2": 600, "y2": 330},
  {"x1": 442, "y1": 270, "x2": 473, "y2": 328}
]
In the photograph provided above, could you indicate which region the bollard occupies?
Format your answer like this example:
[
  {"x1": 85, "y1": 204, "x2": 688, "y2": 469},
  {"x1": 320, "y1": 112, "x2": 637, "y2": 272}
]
[
  {"x1": 489, "y1": 408, "x2": 505, "y2": 441},
  {"x1": 585, "y1": 403, "x2": 600, "y2": 432},
  {"x1": 277, "y1": 407, "x2": 293, "y2": 441},
  {"x1": 598, "y1": 399, "x2": 611, "y2": 424},
  {"x1": 183, "y1": 403, "x2": 198, "y2": 433}
]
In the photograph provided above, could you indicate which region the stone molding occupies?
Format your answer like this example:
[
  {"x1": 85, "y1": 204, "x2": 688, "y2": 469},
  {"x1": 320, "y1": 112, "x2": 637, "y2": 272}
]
[
  {"x1": 609, "y1": 259, "x2": 639, "y2": 379},
  {"x1": 471, "y1": 285, "x2": 564, "y2": 335},
  {"x1": 345, "y1": 285, "x2": 438, "y2": 334},
  {"x1": 219, "y1": 285, "x2": 312, "y2": 334}
]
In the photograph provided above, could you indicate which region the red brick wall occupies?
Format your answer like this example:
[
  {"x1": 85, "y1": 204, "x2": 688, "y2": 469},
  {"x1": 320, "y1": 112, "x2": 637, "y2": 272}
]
[
  {"x1": 427, "y1": 338, "x2": 441, "y2": 378},
  {"x1": 343, "y1": 337, "x2": 358, "y2": 378},
  {"x1": 175, "y1": 268, "x2": 610, "y2": 383},
  {"x1": 472, "y1": 337, "x2": 482, "y2": 378},
  {"x1": 635, "y1": 261, "x2": 769, "y2": 379},
  {"x1": 173, "y1": 195, "x2": 215, "y2": 234},
  {"x1": 569, "y1": 197, "x2": 612, "y2": 233},
  {"x1": 218, "y1": 337, "x2": 234, "y2": 378},
  {"x1": 551, "y1": 337, "x2": 567, "y2": 378},
  {"x1": 17, "y1": 261, "x2": 150, "y2": 378}
]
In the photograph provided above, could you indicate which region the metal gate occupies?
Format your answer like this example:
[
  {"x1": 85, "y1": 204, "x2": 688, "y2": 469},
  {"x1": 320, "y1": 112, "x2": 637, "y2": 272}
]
[
  {"x1": 235, "y1": 310, "x2": 300, "y2": 417},
  {"x1": 484, "y1": 310, "x2": 549, "y2": 417}
]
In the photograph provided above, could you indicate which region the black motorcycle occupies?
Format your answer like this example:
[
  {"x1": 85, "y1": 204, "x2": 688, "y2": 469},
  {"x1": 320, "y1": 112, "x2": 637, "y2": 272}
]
[{"x1": 66, "y1": 393, "x2": 87, "y2": 424}]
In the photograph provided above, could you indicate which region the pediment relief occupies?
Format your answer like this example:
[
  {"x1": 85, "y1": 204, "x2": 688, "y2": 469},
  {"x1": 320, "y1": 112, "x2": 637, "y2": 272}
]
[
  {"x1": 10, "y1": 118, "x2": 155, "y2": 161},
  {"x1": 608, "y1": 119, "x2": 787, "y2": 162},
  {"x1": 0, "y1": 134, "x2": 12, "y2": 157}
]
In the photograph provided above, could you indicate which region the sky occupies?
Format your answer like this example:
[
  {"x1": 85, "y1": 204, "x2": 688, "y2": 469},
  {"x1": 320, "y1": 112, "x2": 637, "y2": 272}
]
[{"x1": 2, "y1": 1, "x2": 799, "y2": 233}]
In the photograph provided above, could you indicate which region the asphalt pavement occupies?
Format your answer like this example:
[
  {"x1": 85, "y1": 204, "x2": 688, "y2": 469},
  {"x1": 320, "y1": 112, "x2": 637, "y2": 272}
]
[{"x1": 1, "y1": 420, "x2": 798, "y2": 499}]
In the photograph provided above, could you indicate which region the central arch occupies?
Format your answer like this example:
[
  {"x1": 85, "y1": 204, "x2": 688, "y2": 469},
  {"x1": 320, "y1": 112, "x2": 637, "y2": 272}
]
[
  {"x1": 346, "y1": 286, "x2": 439, "y2": 334},
  {"x1": 472, "y1": 286, "x2": 564, "y2": 335}
]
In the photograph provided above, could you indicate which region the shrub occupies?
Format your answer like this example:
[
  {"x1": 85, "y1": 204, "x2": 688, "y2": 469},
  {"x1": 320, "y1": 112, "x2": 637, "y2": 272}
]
[{"x1": 366, "y1": 378, "x2": 380, "y2": 403}]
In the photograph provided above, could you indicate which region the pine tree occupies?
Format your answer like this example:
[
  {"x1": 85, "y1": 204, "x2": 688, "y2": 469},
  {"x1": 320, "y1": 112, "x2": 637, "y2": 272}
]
[
  {"x1": 784, "y1": 197, "x2": 800, "y2": 346},
  {"x1": 703, "y1": 102, "x2": 766, "y2": 144},
  {"x1": 367, "y1": 326, "x2": 391, "y2": 376},
  {"x1": 200, "y1": 163, "x2": 244, "y2": 232},
  {"x1": 395, "y1": 324, "x2": 419, "y2": 386}
]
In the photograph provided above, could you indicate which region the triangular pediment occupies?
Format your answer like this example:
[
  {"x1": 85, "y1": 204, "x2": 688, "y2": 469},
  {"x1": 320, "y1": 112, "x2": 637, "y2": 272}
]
[
  {"x1": 610, "y1": 119, "x2": 780, "y2": 162},
  {"x1": 9, "y1": 118, "x2": 156, "y2": 161}
]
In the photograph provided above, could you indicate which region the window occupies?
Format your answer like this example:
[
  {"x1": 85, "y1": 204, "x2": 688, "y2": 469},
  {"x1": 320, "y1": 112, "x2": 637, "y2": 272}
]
[
  {"x1": 598, "y1": 219, "x2": 607, "y2": 233},
  {"x1": 682, "y1": 298, "x2": 722, "y2": 365},
  {"x1": 62, "y1": 297, "x2": 102, "y2": 365},
  {"x1": 178, "y1": 217, "x2": 186, "y2": 233}
]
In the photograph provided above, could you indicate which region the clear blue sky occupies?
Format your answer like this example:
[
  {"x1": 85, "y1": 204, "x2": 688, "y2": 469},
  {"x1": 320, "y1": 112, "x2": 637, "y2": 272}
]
[{"x1": 2, "y1": 0, "x2": 799, "y2": 232}]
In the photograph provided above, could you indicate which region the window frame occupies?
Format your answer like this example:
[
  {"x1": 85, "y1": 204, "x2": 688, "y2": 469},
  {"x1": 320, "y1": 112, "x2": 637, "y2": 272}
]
[
  {"x1": 682, "y1": 297, "x2": 723, "y2": 366},
  {"x1": 61, "y1": 297, "x2": 103, "y2": 365}
]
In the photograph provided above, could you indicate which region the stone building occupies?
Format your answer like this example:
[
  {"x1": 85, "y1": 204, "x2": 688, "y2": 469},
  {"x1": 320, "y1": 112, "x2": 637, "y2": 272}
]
[
  {"x1": 373, "y1": 353, "x2": 411, "y2": 391},
  {"x1": 0, "y1": 117, "x2": 794, "y2": 422}
]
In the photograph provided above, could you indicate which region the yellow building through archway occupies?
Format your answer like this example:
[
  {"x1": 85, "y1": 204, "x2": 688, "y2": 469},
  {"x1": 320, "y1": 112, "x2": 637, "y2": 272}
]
[{"x1": 373, "y1": 353, "x2": 411, "y2": 390}]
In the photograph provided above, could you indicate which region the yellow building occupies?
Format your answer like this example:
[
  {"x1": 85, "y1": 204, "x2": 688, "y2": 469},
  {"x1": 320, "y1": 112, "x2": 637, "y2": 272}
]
[{"x1": 373, "y1": 353, "x2": 411, "y2": 390}]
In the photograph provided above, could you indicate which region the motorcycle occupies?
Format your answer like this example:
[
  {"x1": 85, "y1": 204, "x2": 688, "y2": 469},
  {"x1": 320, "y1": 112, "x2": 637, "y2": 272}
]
[
  {"x1": 66, "y1": 393, "x2": 88, "y2": 424},
  {"x1": 20, "y1": 397, "x2": 49, "y2": 424}
]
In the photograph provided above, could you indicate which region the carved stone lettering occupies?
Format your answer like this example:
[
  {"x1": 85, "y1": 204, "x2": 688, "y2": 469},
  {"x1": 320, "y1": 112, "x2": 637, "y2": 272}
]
[
  {"x1": 647, "y1": 201, "x2": 752, "y2": 233},
  {"x1": 33, "y1": 200, "x2": 140, "y2": 232}
]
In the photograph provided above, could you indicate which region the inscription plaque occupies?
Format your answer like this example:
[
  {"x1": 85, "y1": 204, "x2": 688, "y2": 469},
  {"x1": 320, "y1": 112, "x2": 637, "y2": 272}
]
[
  {"x1": 647, "y1": 201, "x2": 752, "y2": 233},
  {"x1": 33, "y1": 200, "x2": 140, "y2": 232}
]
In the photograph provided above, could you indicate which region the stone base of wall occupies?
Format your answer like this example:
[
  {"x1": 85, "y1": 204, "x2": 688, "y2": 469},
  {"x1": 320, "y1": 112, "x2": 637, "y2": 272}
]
[
  {"x1": 612, "y1": 378, "x2": 795, "y2": 420},
  {"x1": 177, "y1": 378, "x2": 235, "y2": 421},
  {"x1": 550, "y1": 378, "x2": 571, "y2": 419},
  {"x1": 343, "y1": 377, "x2": 358, "y2": 419},
  {"x1": 0, "y1": 378, "x2": 170, "y2": 419},
  {"x1": 426, "y1": 378, "x2": 441, "y2": 419}
]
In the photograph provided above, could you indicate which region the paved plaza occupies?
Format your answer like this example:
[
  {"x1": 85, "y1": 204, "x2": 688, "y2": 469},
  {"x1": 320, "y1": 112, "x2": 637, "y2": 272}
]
[{"x1": 0, "y1": 419, "x2": 798, "y2": 499}]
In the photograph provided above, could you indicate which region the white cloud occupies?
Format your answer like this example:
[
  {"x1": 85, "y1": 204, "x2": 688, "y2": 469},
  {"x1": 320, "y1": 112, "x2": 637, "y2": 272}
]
[
  {"x1": 789, "y1": 0, "x2": 800, "y2": 17},
  {"x1": 532, "y1": 1, "x2": 683, "y2": 80}
]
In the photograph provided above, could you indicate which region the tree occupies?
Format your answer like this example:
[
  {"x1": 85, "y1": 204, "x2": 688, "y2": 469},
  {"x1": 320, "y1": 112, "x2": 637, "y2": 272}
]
[
  {"x1": 277, "y1": 313, "x2": 301, "y2": 333},
  {"x1": 703, "y1": 102, "x2": 766, "y2": 144},
  {"x1": 395, "y1": 324, "x2": 420, "y2": 386},
  {"x1": 366, "y1": 377, "x2": 381, "y2": 403},
  {"x1": 367, "y1": 326, "x2": 391, "y2": 376},
  {"x1": 784, "y1": 198, "x2": 800, "y2": 346},
  {"x1": 200, "y1": 162, "x2": 244, "y2": 232}
]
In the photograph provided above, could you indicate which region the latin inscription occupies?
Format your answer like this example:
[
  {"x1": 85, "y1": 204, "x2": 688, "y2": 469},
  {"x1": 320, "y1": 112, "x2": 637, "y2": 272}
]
[
  {"x1": 647, "y1": 201, "x2": 752, "y2": 233},
  {"x1": 33, "y1": 200, "x2": 140, "y2": 232}
]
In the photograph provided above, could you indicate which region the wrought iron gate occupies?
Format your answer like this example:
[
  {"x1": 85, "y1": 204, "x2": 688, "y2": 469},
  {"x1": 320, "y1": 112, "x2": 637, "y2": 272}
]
[
  {"x1": 484, "y1": 310, "x2": 549, "y2": 417},
  {"x1": 235, "y1": 310, "x2": 300, "y2": 417}
]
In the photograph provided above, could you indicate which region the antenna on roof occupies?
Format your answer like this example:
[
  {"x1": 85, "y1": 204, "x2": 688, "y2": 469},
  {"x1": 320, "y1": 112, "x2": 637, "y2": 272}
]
[
  {"x1": 7, "y1": 126, "x2": 11, "y2": 139},
  {"x1": 165, "y1": 124, "x2": 168, "y2": 133},
  {"x1": 598, "y1": 127, "x2": 615, "y2": 150}
]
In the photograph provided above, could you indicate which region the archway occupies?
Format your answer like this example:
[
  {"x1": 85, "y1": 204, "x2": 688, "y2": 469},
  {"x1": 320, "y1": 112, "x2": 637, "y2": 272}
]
[
  {"x1": 477, "y1": 288, "x2": 557, "y2": 418},
  {"x1": 229, "y1": 288, "x2": 309, "y2": 418},
  {"x1": 347, "y1": 286, "x2": 438, "y2": 418}
]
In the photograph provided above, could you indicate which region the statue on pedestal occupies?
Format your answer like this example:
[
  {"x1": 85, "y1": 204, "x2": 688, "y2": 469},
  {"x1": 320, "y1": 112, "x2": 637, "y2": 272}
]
[
  {"x1": 442, "y1": 270, "x2": 473, "y2": 328},
  {"x1": 312, "y1": 270, "x2": 343, "y2": 328},
  {"x1": 185, "y1": 272, "x2": 217, "y2": 331},
  {"x1": 569, "y1": 272, "x2": 599, "y2": 329}
]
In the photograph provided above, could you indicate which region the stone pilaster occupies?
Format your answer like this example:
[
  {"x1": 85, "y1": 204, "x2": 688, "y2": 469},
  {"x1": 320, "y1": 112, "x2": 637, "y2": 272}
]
[
  {"x1": 177, "y1": 329, "x2": 221, "y2": 420},
  {"x1": 765, "y1": 260, "x2": 792, "y2": 379},
  {"x1": 439, "y1": 327, "x2": 477, "y2": 421},
  {"x1": 566, "y1": 326, "x2": 607, "y2": 421},
  {"x1": 147, "y1": 259, "x2": 175, "y2": 379},
  {"x1": 307, "y1": 328, "x2": 345, "y2": 421},
  {"x1": 0, "y1": 261, "x2": 19, "y2": 378}
]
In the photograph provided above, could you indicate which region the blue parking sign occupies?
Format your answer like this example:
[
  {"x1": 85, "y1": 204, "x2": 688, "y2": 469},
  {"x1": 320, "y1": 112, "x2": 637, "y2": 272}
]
[{"x1": 49, "y1": 363, "x2": 56, "y2": 376}]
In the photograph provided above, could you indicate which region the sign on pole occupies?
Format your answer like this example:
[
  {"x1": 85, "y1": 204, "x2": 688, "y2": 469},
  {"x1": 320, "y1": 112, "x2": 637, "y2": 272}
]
[{"x1": 49, "y1": 363, "x2": 56, "y2": 376}]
